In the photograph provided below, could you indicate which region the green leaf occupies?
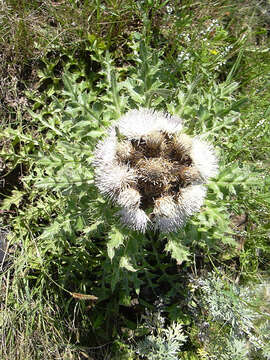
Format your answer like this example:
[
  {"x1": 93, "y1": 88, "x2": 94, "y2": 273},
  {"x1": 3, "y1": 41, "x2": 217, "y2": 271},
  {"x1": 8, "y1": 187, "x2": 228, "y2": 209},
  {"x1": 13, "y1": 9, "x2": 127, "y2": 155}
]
[
  {"x1": 1, "y1": 189, "x2": 25, "y2": 210},
  {"x1": 111, "y1": 268, "x2": 120, "y2": 292},
  {"x1": 28, "y1": 110, "x2": 64, "y2": 137},
  {"x1": 255, "y1": 192, "x2": 270, "y2": 204},
  {"x1": 208, "y1": 181, "x2": 224, "y2": 199},
  {"x1": 88, "y1": 130, "x2": 104, "y2": 138},
  {"x1": 122, "y1": 79, "x2": 144, "y2": 104},
  {"x1": 119, "y1": 256, "x2": 137, "y2": 272},
  {"x1": 84, "y1": 220, "x2": 103, "y2": 234},
  {"x1": 165, "y1": 234, "x2": 190, "y2": 264},
  {"x1": 107, "y1": 226, "x2": 125, "y2": 260}
]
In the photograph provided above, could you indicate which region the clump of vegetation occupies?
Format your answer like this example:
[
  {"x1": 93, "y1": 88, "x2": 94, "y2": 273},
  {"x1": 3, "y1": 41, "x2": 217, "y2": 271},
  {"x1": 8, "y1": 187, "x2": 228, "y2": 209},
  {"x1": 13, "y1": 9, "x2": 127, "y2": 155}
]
[
  {"x1": 0, "y1": 0, "x2": 269, "y2": 359},
  {"x1": 135, "y1": 312, "x2": 187, "y2": 360},
  {"x1": 193, "y1": 273, "x2": 270, "y2": 359}
]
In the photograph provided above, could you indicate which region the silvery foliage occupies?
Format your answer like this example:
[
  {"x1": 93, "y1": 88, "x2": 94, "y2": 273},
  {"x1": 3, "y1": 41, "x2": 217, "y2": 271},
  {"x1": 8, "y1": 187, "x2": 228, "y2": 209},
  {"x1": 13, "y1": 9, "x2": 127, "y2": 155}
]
[
  {"x1": 197, "y1": 274, "x2": 270, "y2": 359},
  {"x1": 219, "y1": 339, "x2": 249, "y2": 360},
  {"x1": 94, "y1": 108, "x2": 218, "y2": 233},
  {"x1": 135, "y1": 311, "x2": 187, "y2": 360}
]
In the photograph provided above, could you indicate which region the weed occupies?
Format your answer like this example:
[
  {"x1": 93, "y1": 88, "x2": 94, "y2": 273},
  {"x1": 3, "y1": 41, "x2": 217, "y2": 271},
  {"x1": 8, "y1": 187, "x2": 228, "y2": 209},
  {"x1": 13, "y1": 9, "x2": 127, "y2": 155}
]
[{"x1": 0, "y1": 1, "x2": 269, "y2": 359}]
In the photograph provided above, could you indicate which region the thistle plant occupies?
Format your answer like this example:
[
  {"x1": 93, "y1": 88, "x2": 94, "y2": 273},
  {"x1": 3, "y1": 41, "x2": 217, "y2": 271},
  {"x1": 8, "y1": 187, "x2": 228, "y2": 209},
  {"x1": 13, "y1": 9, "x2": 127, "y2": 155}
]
[{"x1": 94, "y1": 108, "x2": 218, "y2": 233}]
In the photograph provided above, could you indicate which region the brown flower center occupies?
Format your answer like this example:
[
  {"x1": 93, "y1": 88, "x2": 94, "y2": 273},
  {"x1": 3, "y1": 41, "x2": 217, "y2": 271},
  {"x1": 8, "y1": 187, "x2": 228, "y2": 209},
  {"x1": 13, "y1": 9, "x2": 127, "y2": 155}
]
[{"x1": 116, "y1": 131, "x2": 199, "y2": 210}]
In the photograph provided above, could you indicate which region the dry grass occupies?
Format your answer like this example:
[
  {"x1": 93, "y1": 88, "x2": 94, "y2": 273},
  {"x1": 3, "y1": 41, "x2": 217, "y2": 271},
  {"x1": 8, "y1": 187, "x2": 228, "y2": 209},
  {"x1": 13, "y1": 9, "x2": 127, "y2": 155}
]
[{"x1": 0, "y1": 0, "x2": 141, "y2": 122}]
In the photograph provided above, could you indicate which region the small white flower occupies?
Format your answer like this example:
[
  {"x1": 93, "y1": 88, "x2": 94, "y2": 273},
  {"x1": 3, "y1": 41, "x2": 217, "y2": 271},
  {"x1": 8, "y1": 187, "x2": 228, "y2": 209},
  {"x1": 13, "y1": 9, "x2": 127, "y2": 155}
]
[
  {"x1": 93, "y1": 109, "x2": 218, "y2": 233},
  {"x1": 166, "y1": 5, "x2": 173, "y2": 14}
]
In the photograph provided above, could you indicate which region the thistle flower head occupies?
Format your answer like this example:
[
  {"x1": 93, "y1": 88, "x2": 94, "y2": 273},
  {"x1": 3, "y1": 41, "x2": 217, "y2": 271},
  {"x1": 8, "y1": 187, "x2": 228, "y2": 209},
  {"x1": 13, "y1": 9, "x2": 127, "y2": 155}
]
[
  {"x1": 94, "y1": 109, "x2": 218, "y2": 233},
  {"x1": 153, "y1": 195, "x2": 186, "y2": 233},
  {"x1": 118, "y1": 207, "x2": 150, "y2": 233}
]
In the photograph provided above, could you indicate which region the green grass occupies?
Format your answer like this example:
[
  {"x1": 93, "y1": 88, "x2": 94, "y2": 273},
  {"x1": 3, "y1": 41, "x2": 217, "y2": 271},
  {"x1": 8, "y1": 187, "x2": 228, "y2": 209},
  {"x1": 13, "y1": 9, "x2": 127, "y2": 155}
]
[{"x1": 0, "y1": 0, "x2": 270, "y2": 359}]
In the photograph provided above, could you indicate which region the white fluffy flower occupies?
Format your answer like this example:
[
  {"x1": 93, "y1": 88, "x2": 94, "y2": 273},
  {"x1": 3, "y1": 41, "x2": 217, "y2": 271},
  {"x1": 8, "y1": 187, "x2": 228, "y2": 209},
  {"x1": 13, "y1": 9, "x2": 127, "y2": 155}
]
[
  {"x1": 117, "y1": 188, "x2": 141, "y2": 208},
  {"x1": 93, "y1": 108, "x2": 218, "y2": 233},
  {"x1": 118, "y1": 207, "x2": 150, "y2": 232},
  {"x1": 191, "y1": 137, "x2": 219, "y2": 181},
  {"x1": 94, "y1": 164, "x2": 136, "y2": 201},
  {"x1": 93, "y1": 132, "x2": 117, "y2": 166},
  {"x1": 178, "y1": 185, "x2": 207, "y2": 216},
  {"x1": 154, "y1": 196, "x2": 186, "y2": 233},
  {"x1": 117, "y1": 108, "x2": 183, "y2": 140}
]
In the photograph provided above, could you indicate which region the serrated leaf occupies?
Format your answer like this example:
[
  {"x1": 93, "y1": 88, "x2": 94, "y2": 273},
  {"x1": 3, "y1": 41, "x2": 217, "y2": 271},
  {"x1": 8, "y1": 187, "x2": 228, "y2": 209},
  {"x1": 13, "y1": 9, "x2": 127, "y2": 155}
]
[
  {"x1": 107, "y1": 226, "x2": 124, "y2": 260},
  {"x1": 208, "y1": 181, "x2": 223, "y2": 199},
  {"x1": 1, "y1": 189, "x2": 24, "y2": 210},
  {"x1": 122, "y1": 79, "x2": 144, "y2": 103},
  {"x1": 165, "y1": 235, "x2": 190, "y2": 264},
  {"x1": 39, "y1": 221, "x2": 61, "y2": 241},
  {"x1": 119, "y1": 256, "x2": 137, "y2": 272}
]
